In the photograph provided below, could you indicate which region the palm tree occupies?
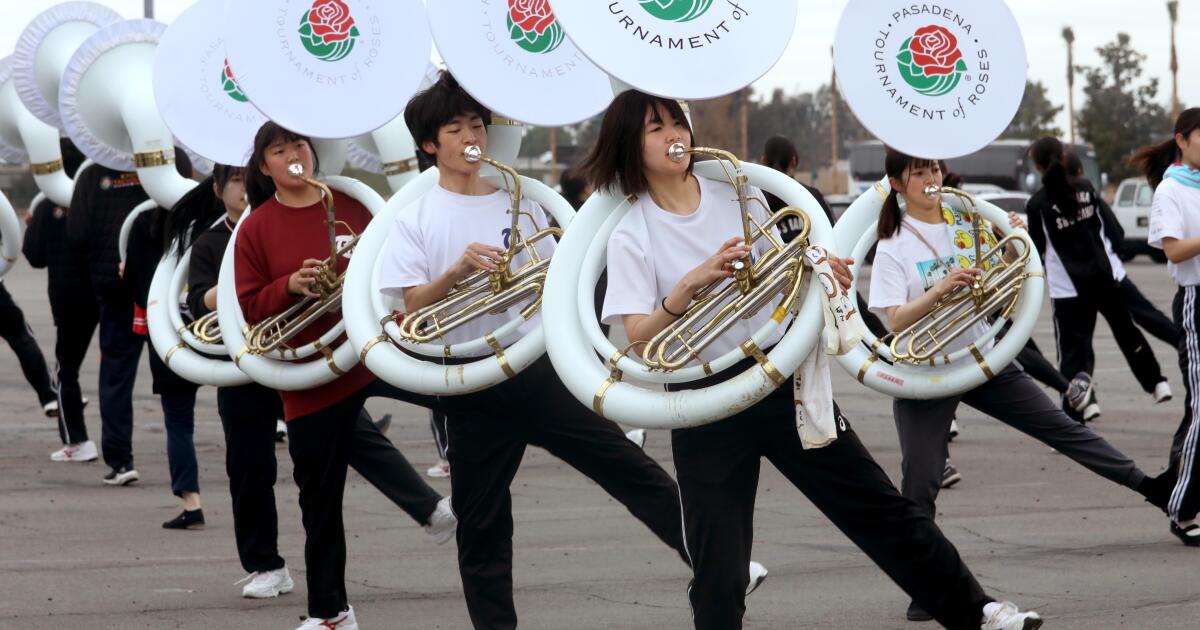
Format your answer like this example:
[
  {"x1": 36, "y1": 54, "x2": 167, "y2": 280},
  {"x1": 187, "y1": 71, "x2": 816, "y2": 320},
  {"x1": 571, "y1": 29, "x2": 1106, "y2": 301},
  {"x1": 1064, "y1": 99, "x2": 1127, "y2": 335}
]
[
  {"x1": 1168, "y1": 1, "x2": 1180, "y2": 122},
  {"x1": 1063, "y1": 27, "x2": 1076, "y2": 144}
]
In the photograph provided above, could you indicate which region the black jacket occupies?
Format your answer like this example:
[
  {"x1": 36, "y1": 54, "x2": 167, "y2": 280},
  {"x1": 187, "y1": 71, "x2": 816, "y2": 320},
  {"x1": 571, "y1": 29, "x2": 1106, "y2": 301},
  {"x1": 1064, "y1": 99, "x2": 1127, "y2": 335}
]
[
  {"x1": 22, "y1": 197, "x2": 93, "y2": 305},
  {"x1": 1025, "y1": 178, "x2": 1119, "y2": 292},
  {"x1": 122, "y1": 206, "x2": 196, "y2": 394},
  {"x1": 67, "y1": 165, "x2": 153, "y2": 302},
  {"x1": 185, "y1": 219, "x2": 232, "y2": 320}
]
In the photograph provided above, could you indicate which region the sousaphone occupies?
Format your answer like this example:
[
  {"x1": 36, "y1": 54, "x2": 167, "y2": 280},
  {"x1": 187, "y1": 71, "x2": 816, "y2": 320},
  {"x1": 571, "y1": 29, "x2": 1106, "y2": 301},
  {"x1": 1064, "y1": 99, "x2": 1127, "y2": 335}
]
[{"x1": 829, "y1": 0, "x2": 1042, "y2": 398}]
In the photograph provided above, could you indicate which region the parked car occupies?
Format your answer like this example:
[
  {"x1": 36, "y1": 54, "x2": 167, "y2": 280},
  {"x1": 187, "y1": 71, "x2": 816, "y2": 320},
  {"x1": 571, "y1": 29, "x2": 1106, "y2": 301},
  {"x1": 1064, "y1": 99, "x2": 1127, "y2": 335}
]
[
  {"x1": 1112, "y1": 177, "x2": 1166, "y2": 262},
  {"x1": 976, "y1": 191, "x2": 1029, "y2": 228}
]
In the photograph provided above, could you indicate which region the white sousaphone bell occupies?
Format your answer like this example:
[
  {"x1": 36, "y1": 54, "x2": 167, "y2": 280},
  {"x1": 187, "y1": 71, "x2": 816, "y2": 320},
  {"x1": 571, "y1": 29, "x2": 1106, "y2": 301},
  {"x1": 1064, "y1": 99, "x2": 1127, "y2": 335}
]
[
  {"x1": 213, "y1": 0, "x2": 430, "y2": 391},
  {"x1": 0, "y1": 190, "x2": 23, "y2": 278},
  {"x1": 58, "y1": 18, "x2": 197, "y2": 209},
  {"x1": 0, "y1": 56, "x2": 75, "y2": 208}
]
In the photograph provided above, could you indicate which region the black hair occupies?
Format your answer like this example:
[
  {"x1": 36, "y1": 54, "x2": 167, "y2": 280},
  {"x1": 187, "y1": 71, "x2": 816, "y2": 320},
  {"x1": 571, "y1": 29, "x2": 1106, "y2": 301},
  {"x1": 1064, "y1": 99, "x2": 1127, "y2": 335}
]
[
  {"x1": 878, "y1": 148, "x2": 938, "y2": 239},
  {"x1": 1030, "y1": 136, "x2": 1080, "y2": 219},
  {"x1": 559, "y1": 166, "x2": 590, "y2": 210},
  {"x1": 403, "y1": 71, "x2": 492, "y2": 167},
  {"x1": 164, "y1": 164, "x2": 245, "y2": 250},
  {"x1": 580, "y1": 90, "x2": 694, "y2": 196},
  {"x1": 761, "y1": 136, "x2": 798, "y2": 173},
  {"x1": 145, "y1": 148, "x2": 196, "y2": 245},
  {"x1": 1063, "y1": 150, "x2": 1084, "y2": 178},
  {"x1": 244, "y1": 121, "x2": 320, "y2": 209},
  {"x1": 59, "y1": 137, "x2": 86, "y2": 178},
  {"x1": 1133, "y1": 107, "x2": 1200, "y2": 189},
  {"x1": 939, "y1": 160, "x2": 964, "y2": 189}
]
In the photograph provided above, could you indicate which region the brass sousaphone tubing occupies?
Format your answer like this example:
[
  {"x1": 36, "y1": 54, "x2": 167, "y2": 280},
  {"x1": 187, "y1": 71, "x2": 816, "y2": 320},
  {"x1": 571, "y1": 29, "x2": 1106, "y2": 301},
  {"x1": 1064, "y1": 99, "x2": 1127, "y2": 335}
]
[
  {"x1": 396, "y1": 146, "x2": 561, "y2": 345},
  {"x1": 640, "y1": 144, "x2": 811, "y2": 371}
]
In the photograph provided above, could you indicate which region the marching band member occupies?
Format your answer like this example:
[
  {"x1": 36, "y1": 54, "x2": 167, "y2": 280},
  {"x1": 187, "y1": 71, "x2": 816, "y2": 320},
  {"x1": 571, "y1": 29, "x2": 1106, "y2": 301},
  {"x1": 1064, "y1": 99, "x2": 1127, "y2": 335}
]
[
  {"x1": 234, "y1": 122, "x2": 456, "y2": 629},
  {"x1": 166, "y1": 164, "x2": 295, "y2": 594},
  {"x1": 1026, "y1": 137, "x2": 1171, "y2": 411},
  {"x1": 868, "y1": 148, "x2": 1172, "y2": 619},
  {"x1": 22, "y1": 140, "x2": 95, "y2": 461},
  {"x1": 1141, "y1": 107, "x2": 1200, "y2": 546},
  {"x1": 121, "y1": 162, "x2": 205, "y2": 530},
  {"x1": 587, "y1": 89, "x2": 1040, "y2": 630},
  {"x1": 380, "y1": 72, "x2": 754, "y2": 630}
]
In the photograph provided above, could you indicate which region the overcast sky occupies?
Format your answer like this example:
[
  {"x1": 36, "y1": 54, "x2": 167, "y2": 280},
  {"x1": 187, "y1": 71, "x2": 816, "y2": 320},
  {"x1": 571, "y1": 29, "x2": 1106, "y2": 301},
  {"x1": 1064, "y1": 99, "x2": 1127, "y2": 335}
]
[{"x1": 2, "y1": 1, "x2": 1194, "y2": 136}]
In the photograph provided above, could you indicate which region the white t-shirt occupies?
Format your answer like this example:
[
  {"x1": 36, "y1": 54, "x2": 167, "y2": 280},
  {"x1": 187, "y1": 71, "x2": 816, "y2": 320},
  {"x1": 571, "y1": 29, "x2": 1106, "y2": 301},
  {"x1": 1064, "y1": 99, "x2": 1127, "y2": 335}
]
[
  {"x1": 868, "y1": 216, "x2": 991, "y2": 355},
  {"x1": 378, "y1": 184, "x2": 554, "y2": 354},
  {"x1": 602, "y1": 175, "x2": 787, "y2": 366},
  {"x1": 1149, "y1": 178, "x2": 1200, "y2": 287},
  {"x1": 1041, "y1": 212, "x2": 1126, "y2": 299}
]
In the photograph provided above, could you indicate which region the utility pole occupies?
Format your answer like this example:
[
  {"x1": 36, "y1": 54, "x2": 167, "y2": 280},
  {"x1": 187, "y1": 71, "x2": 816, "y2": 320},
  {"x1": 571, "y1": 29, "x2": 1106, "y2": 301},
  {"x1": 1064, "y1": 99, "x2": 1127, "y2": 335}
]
[
  {"x1": 1063, "y1": 27, "x2": 1076, "y2": 145},
  {"x1": 1169, "y1": 1, "x2": 1181, "y2": 123},
  {"x1": 144, "y1": 0, "x2": 154, "y2": 19},
  {"x1": 739, "y1": 87, "x2": 749, "y2": 159},
  {"x1": 830, "y1": 47, "x2": 840, "y2": 194}
]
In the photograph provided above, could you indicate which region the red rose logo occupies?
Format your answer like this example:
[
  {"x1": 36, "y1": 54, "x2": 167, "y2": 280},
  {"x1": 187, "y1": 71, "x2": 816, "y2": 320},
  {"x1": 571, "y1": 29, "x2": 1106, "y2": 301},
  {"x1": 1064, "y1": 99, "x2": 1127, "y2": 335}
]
[
  {"x1": 908, "y1": 25, "x2": 963, "y2": 77},
  {"x1": 310, "y1": 0, "x2": 356, "y2": 44},
  {"x1": 509, "y1": 0, "x2": 555, "y2": 36}
]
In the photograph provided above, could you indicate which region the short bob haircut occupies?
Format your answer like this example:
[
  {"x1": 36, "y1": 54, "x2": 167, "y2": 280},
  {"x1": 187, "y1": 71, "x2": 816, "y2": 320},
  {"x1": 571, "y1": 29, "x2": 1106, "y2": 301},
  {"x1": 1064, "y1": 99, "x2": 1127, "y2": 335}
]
[
  {"x1": 580, "y1": 90, "x2": 694, "y2": 196},
  {"x1": 403, "y1": 71, "x2": 493, "y2": 168}
]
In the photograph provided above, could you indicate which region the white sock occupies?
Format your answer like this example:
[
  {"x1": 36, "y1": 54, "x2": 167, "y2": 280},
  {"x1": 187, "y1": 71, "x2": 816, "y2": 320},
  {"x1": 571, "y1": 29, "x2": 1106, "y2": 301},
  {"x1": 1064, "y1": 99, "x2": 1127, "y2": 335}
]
[{"x1": 982, "y1": 602, "x2": 1003, "y2": 622}]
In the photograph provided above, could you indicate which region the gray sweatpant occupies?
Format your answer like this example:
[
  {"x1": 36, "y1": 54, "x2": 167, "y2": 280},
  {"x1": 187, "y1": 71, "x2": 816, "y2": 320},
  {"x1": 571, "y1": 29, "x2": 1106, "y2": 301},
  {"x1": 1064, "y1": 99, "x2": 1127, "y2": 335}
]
[{"x1": 894, "y1": 364, "x2": 1146, "y2": 518}]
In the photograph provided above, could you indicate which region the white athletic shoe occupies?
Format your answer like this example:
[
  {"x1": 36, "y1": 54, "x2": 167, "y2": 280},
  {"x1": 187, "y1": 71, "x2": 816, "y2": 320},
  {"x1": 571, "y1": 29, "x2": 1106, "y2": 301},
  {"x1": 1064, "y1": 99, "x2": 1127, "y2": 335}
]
[
  {"x1": 981, "y1": 601, "x2": 1043, "y2": 630},
  {"x1": 43, "y1": 400, "x2": 59, "y2": 417},
  {"x1": 424, "y1": 496, "x2": 457, "y2": 545},
  {"x1": 746, "y1": 561, "x2": 768, "y2": 596},
  {"x1": 426, "y1": 458, "x2": 450, "y2": 478},
  {"x1": 625, "y1": 429, "x2": 647, "y2": 449},
  {"x1": 239, "y1": 566, "x2": 294, "y2": 598},
  {"x1": 948, "y1": 419, "x2": 960, "y2": 441},
  {"x1": 1154, "y1": 381, "x2": 1173, "y2": 403},
  {"x1": 275, "y1": 420, "x2": 287, "y2": 443},
  {"x1": 296, "y1": 606, "x2": 358, "y2": 630},
  {"x1": 50, "y1": 440, "x2": 98, "y2": 463}
]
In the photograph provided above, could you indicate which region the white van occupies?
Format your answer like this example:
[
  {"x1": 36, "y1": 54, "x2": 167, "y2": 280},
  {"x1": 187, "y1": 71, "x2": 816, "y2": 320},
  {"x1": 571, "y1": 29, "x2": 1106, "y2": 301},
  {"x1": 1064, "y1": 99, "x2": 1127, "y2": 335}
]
[{"x1": 1112, "y1": 177, "x2": 1166, "y2": 262}]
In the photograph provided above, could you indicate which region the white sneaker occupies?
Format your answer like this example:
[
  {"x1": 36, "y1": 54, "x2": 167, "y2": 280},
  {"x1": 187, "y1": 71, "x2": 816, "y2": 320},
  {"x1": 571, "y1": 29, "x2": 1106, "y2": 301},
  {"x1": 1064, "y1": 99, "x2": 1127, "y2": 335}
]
[
  {"x1": 50, "y1": 440, "x2": 98, "y2": 463},
  {"x1": 43, "y1": 400, "x2": 59, "y2": 417},
  {"x1": 746, "y1": 560, "x2": 768, "y2": 596},
  {"x1": 625, "y1": 429, "x2": 647, "y2": 449},
  {"x1": 426, "y1": 458, "x2": 450, "y2": 478},
  {"x1": 238, "y1": 566, "x2": 294, "y2": 599},
  {"x1": 981, "y1": 601, "x2": 1043, "y2": 630},
  {"x1": 1154, "y1": 381, "x2": 1173, "y2": 403},
  {"x1": 296, "y1": 606, "x2": 358, "y2": 630},
  {"x1": 275, "y1": 420, "x2": 287, "y2": 443},
  {"x1": 948, "y1": 419, "x2": 960, "y2": 441},
  {"x1": 424, "y1": 496, "x2": 457, "y2": 545}
]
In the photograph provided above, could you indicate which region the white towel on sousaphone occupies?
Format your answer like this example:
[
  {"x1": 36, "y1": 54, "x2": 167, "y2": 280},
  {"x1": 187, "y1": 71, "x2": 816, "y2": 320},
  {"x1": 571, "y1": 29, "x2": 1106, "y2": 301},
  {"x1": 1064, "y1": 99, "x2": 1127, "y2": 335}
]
[{"x1": 793, "y1": 246, "x2": 870, "y2": 449}]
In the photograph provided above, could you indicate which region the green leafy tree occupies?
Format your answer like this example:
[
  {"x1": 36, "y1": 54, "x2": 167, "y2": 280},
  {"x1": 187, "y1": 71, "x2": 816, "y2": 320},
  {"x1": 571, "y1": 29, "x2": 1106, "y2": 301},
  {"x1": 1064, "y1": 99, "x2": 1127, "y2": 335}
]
[
  {"x1": 1076, "y1": 33, "x2": 1171, "y2": 180},
  {"x1": 1003, "y1": 80, "x2": 1063, "y2": 139}
]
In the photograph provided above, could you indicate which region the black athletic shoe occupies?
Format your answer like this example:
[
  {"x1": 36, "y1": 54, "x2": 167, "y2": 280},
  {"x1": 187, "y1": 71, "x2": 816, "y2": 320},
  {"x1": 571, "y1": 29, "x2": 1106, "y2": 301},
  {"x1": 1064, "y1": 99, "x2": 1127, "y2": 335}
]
[
  {"x1": 1169, "y1": 521, "x2": 1200, "y2": 546},
  {"x1": 906, "y1": 600, "x2": 934, "y2": 622},
  {"x1": 1137, "y1": 474, "x2": 1172, "y2": 513},
  {"x1": 102, "y1": 465, "x2": 139, "y2": 486},
  {"x1": 162, "y1": 509, "x2": 206, "y2": 530}
]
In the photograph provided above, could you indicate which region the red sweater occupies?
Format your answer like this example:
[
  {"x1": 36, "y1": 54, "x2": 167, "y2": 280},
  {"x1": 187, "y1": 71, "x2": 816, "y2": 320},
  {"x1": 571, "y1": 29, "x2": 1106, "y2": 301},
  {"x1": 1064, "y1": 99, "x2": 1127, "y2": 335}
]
[{"x1": 234, "y1": 190, "x2": 376, "y2": 420}]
